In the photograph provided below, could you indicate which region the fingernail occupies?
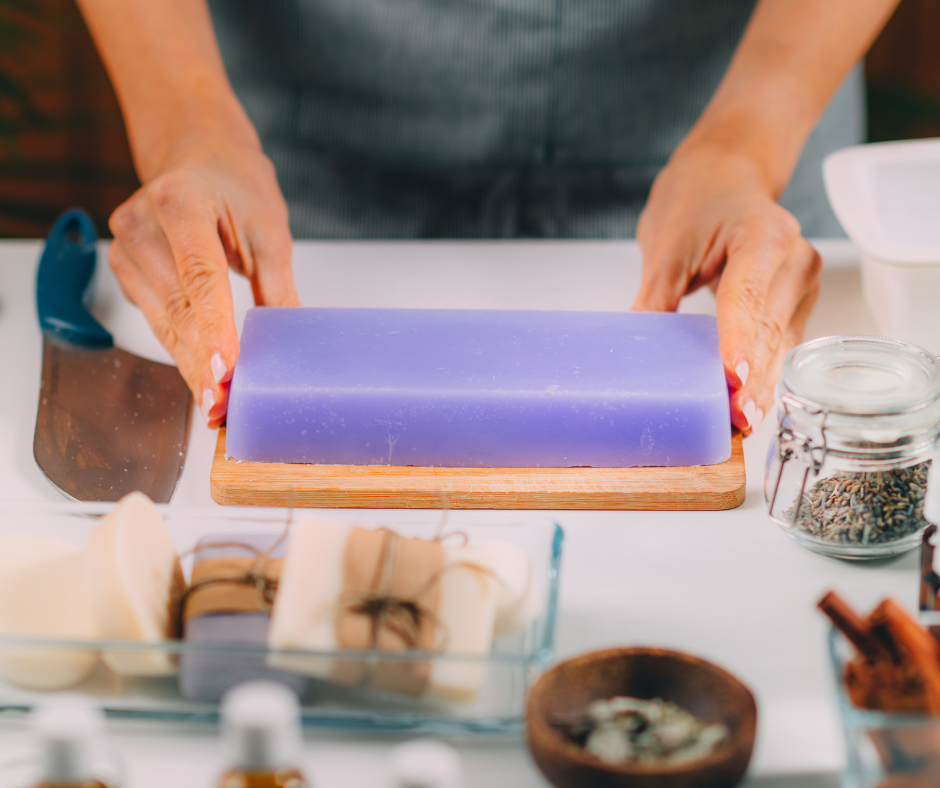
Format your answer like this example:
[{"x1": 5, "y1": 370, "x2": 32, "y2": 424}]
[
  {"x1": 742, "y1": 399, "x2": 757, "y2": 429},
  {"x1": 753, "y1": 407, "x2": 765, "y2": 430},
  {"x1": 210, "y1": 352, "x2": 227, "y2": 384},
  {"x1": 201, "y1": 388, "x2": 217, "y2": 424},
  {"x1": 735, "y1": 361, "x2": 749, "y2": 388}
]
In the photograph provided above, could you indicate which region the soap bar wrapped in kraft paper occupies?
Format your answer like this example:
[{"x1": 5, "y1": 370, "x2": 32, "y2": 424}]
[
  {"x1": 177, "y1": 533, "x2": 306, "y2": 703},
  {"x1": 268, "y1": 517, "x2": 540, "y2": 702},
  {"x1": 225, "y1": 307, "x2": 731, "y2": 468}
]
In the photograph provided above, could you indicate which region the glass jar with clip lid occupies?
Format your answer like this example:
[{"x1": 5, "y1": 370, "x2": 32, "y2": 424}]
[{"x1": 765, "y1": 335, "x2": 940, "y2": 559}]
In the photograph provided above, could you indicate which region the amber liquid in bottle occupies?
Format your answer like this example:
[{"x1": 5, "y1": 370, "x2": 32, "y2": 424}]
[
  {"x1": 218, "y1": 682, "x2": 309, "y2": 788},
  {"x1": 34, "y1": 783, "x2": 109, "y2": 788},
  {"x1": 218, "y1": 768, "x2": 307, "y2": 788}
]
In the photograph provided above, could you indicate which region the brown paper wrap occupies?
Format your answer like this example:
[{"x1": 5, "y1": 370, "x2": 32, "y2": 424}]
[
  {"x1": 331, "y1": 528, "x2": 444, "y2": 695},
  {"x1": 181, "y1": 557, "x2": 283, "y2": 623}
]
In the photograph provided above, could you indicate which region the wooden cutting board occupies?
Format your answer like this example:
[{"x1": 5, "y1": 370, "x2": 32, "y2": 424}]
[{"x1": 210, "y1": 428, "x2": 745, "y2": 510}]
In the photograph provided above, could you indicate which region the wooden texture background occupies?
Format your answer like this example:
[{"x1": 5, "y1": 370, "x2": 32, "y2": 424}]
[{"x1": 0, "y1": 0, "x2": 136, "y2": 238}]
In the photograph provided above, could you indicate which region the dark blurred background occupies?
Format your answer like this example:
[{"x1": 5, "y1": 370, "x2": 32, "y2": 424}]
[{"x1": 1, "y1": 0, "x2": 938, "y2": 239}]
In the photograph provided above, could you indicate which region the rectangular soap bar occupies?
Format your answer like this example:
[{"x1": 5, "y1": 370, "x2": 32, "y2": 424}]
[
  {"x1": 226, "y1": 308, "x2": 731, "y2": 467},
  {"x1": 267, "y1": 517, "x2": 498, "y2": 703},
  {"x1": 177, "y1": 533, "x2": 306, "y2": 703}
]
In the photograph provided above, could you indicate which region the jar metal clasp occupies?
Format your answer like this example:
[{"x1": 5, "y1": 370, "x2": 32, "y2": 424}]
[{"x1": 767, "y1": 394, "x2": 829, "y2": 526}]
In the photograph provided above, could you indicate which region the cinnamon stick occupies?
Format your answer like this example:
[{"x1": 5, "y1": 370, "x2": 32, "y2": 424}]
[
  {"x1": 871, "y1": 599, "x2": 940, "y2": 715},
  {"x1": 818, "y1": 591, "x2": 891, "y2": 662}
]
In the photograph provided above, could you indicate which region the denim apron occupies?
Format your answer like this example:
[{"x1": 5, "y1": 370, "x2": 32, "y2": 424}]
[{"x1": 209, "y1": 0, "x2": 862, "y2": 239}]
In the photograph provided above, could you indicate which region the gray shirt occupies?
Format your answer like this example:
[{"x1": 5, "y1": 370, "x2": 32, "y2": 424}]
[{"x1": 210, "y1": 0, "x2": 862, "y2": 239}]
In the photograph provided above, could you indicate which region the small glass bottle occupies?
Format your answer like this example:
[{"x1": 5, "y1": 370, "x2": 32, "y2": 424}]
[
  {"x1": 29, "y1": 694, "x2": 118, "y2": 788},
  {"x1": 765, "y1": 335, "x2": 940, "y2": 559},
  {"x1": 217, "y1": 682, "x2": 308, "y2": 788},
  {"x1": 388, "y1": 740, "x2": 463, "y2": 788},
  {"x1": 920, "y1": 525, "x2": 940, "y2": 621}
]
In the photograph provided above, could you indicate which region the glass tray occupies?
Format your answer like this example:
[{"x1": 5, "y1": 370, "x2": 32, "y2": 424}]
[
  {"x1": 828, "y1": 628, "x2": 940, "y2": 788},
  {"x1": 0, "y1": 502, "x2": 562, "y2": 735}
]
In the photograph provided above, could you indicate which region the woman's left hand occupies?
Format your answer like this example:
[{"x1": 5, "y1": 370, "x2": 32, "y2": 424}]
[
  {"x1": 630, "y1": 0, "x2": 902, "y2": 434},
  {"x1": 632, "y1": 141, "x2": 822, "y2": 436}
]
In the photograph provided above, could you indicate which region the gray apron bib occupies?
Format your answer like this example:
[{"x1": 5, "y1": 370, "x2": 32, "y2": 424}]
[{"x1": 209, "y1": 0, "x2": 861, "y2": 239}]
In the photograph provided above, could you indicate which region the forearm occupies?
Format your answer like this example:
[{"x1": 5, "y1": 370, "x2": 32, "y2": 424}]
[
  {"x1": 75, "y1": 0, "x2": 258, "y2": 180},
  {"x1": 679, "y1": 0, "x2": 900, "y2": 196}
]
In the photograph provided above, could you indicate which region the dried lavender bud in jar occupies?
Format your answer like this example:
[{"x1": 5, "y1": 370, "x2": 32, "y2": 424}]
[{"x1": 789, "y1": 462, "x2": 930, "y2": 546}]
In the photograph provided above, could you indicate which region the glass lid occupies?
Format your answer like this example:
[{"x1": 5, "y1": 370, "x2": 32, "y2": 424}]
[{"x1": 782, "y1": 335, "x2": 940, "y2": 416}]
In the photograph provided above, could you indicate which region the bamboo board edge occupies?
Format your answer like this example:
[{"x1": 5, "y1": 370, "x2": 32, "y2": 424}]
[{"x1": 209, "y1": 429, "x2": 745, "y2": 511}]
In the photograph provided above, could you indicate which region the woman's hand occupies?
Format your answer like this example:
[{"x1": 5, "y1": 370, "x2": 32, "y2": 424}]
[
  {"x1": 633, "y1": 143, "x2": 821, "y2": 435},
  {"x1": 629, "y1": 0, "x2": 899, "y2": 435},
  {"x1": 108, "y1": 134, "x2": 300, "y2": 428},
  {"x1": 74, "y1": 0, "x2": 301, "y2": 427}
]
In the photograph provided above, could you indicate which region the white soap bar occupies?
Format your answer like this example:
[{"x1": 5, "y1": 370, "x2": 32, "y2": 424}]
[
  {"x1": 423, "y1": 549, "x2": 497, "y2": 704},
  {"x1": 456, "y1": 540, "x2": 543, "y2": 638},
  {"x1": 268, "y1": 518, "x2": 499, "y2": 702},
  {"x1": 267, "y1": 516, "x2": 348, "y2": 678},
  {"x1": 84, "y1": 492, "x2": 185, "y2": 676},
  {"x1": 0, "y1": 535, "x2": 98, "y2": 690}
]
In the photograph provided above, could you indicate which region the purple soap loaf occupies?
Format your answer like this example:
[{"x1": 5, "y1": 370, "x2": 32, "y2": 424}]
[{"x1": 225, "y1": 308, "x2": 731, "y2": 468}]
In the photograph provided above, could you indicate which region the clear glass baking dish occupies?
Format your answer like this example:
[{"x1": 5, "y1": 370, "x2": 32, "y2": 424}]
[
  {"x1": 0, "y1": 502, "x2": 562, "y2": 735},
  {"x1": 828, "y1": 628, "x2": 940, "y2": 788}
]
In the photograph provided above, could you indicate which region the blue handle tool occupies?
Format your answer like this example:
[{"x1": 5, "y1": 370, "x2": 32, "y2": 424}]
[{"x1": 36, "y1": 208, "x2": 113, "y2": 348}]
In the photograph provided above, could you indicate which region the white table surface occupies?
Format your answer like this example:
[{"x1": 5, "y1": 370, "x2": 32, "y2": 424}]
[{"x1": 0, "y1": 238, "x2": 907, "y2": 788}]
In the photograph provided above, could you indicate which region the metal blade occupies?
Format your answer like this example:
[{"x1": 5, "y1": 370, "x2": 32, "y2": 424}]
[{"x1": 34, "y1": 336, "x2": 193, "y2": 502}]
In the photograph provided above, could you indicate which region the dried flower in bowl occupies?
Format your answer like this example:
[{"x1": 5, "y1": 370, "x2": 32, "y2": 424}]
[
  {"x1": 526, "y1": 647, "x2": 756, "y2": 788},
  {"x1": 567, "y1": 695, "x2": 729, "y2": 767}
]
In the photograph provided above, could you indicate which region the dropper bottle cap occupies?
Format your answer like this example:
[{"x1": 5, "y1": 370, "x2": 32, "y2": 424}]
[
  {"x1": 30, "y1": 694, "x2": 105, "y2": 786},
  {"x1": 388, "y1": 740, "x2": 463, "y2": 788},
  {"x1": 220, "y1": 681, "x2": 303, "y2": 772},
  {"x1": 925, "y1": 460, "x2": 940, "y2": 531}
]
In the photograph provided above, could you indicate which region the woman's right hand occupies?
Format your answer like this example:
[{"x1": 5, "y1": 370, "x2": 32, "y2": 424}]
[
  {"x1": 107, "y1": 133, "x2": 300, "y2": 429},
  {"x1": 73, "y1": 0, "x2": 300, "y2": 428}
]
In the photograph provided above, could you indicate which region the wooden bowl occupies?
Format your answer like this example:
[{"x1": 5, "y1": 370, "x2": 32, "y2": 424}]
[{"x1": 526, "y1": 647, "x2": 757, "y2": 788}]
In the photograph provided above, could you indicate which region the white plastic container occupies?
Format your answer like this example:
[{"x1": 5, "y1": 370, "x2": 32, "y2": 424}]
[{"x1": 823, "y1": 138, "x2": 940, "y2": 354}]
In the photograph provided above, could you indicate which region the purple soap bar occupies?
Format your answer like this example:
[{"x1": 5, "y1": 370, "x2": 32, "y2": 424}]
[{"x1": 226, "y1": 308, "x2": 731, "y2": 467}]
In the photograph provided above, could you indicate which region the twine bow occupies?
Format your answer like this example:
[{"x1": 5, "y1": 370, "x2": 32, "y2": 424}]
[
  {"x1": 329, "y1": 524, "x2": 503, "y2": 698},
  {"x1": 337, "y1": 529, "x2": 449, "y2": 653},
  {"x1": 178, "y1": 525, "x2": 291, "y2": 629}
]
